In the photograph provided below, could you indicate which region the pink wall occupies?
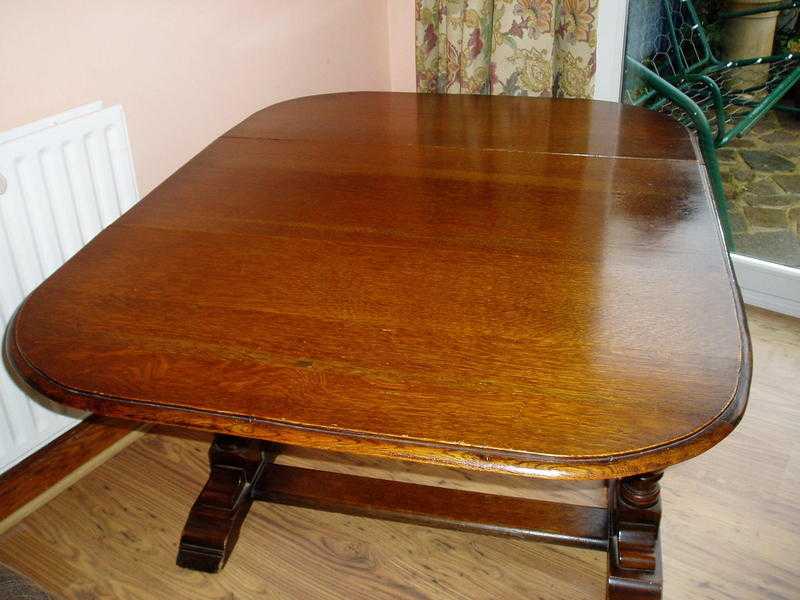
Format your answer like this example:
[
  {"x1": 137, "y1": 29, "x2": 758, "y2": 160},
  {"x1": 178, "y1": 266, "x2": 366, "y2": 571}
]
[
  {"x1": 0, "y1": 1, "x2": 392, "y2": 195},
  {"x1": 387, "y1": 0, "x2": 416, "y2": 92}
]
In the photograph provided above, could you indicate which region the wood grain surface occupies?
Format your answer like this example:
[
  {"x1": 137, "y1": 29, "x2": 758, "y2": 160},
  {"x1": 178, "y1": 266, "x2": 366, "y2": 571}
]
[
  {"x1": 6, "y1": 92, "x2": 750, "y2": 479},
  {"x1": 0, "y1": 416, "x2": 141, "y2": 523},
  {"x1": 253, "y1": 464, "x2": 609, "y2": 549},
  {"x1": 0, "y1": 428, "x2": 607, "y2": 599},
  {"x1": 226, "y1": 93, "x2": 699, "y2": 160},
  {"x1": 0, "y1": 307, "x2": 793, "y2": 600}
]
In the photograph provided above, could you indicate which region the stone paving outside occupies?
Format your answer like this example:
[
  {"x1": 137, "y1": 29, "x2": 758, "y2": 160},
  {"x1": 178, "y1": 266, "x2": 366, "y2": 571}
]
[{"x1": 720, "y1": 110, "x2": 800, "y2": 267}]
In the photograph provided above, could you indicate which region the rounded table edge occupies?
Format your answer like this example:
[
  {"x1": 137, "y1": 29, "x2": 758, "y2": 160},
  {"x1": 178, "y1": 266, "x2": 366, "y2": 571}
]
[{"x1": 4, "y1": 299, "x2": 752, "y2": 482}]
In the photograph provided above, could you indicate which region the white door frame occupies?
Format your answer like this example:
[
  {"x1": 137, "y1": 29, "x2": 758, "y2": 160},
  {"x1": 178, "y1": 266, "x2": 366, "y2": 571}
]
[{"x1": 594, "y1": 0, "x2": 630, "y2": 102}]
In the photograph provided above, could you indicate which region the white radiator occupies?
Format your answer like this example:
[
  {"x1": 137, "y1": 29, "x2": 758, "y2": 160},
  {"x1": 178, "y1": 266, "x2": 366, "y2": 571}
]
[{"x1": 0, "y1": 102, "x2": 139, "y2": 474}]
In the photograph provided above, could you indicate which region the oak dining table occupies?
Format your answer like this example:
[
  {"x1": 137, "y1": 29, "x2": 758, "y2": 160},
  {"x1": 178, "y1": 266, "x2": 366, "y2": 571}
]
[{"x1": 5, "y1": 92, "x2": 751, "y2": 599}]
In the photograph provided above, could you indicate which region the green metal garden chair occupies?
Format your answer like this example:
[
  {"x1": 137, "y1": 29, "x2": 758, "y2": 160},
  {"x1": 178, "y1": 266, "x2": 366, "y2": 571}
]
[{"x1": 624, "y1": 0, "x2": 800, "y2": 247}]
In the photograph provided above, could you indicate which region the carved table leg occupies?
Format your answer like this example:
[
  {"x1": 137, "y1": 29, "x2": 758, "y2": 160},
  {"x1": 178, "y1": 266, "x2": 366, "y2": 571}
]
[
  {"x1": 176, "y1": 435, "x2": 280, "y2": 572},
  {"x1": 607, "y1": 471, "x2": 663, "y2": 600}
]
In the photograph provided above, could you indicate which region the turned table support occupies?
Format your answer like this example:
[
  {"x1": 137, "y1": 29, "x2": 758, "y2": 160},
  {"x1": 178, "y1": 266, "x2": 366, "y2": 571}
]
[
  {"x1": 177, "y1": 437, "x2": 668, "y2": 599},
  {"x1": 607, "y1": 472, "x2": 664, "y2": 599},
  {"x1": 176, "y1": 435, "x2": 281, "y2": 572}
]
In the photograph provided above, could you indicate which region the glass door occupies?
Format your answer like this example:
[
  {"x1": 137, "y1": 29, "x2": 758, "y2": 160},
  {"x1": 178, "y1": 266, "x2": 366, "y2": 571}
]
[{"x1": 623, "y1": 0, "x2": 800, "y2": 318}]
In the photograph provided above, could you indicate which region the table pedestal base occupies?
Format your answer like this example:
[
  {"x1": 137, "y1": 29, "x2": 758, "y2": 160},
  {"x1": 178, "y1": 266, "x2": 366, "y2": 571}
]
[
  {"x1": 177, "y1": 435, "x2": 663, "y2": 599},
  {"x1": 175, "y1": 435, "x2": 280, "y2": 572},
  {"x1": 607, "y1": 473, "x2": 663, "y2": 599}
]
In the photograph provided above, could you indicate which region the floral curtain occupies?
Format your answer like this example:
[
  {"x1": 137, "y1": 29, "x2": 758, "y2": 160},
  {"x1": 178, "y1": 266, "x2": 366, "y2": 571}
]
[{"x1": 415, "y1": 0, "x2": 599, "y2": 98}]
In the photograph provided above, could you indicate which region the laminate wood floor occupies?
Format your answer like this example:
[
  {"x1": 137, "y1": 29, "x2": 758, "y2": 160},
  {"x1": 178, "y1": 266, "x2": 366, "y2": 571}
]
[{"x1": 0, "y1": 306, "x2": 797, "y2": 599}]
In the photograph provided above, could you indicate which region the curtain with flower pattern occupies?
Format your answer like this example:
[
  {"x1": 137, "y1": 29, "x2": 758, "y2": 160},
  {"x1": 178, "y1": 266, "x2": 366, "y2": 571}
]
[{"x1": 416, "y1": 0, "x2": 599, "y2": 98}]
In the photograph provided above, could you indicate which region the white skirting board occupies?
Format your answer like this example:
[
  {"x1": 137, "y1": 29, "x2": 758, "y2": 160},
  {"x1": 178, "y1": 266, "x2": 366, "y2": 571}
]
[{"x1": 731, "y1": 253, "x2": 800, "y2": 319}]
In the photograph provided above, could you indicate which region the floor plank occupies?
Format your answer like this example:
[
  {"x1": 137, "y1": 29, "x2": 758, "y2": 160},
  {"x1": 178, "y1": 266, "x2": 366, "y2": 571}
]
[{"x1": 0, "y1": 306, "x2": 798, "y2": 599}]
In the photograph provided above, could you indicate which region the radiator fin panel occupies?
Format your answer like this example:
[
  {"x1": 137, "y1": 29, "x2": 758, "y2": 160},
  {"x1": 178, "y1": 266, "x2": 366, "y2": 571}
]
[{"x1": 0, "y1": 104, "x2": 138, "y2": 473}]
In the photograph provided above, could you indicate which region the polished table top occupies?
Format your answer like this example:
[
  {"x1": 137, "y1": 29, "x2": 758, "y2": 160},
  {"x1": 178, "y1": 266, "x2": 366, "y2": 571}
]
[{"x1": 7, "y1": 93, "x2": 750, "y2": 480}]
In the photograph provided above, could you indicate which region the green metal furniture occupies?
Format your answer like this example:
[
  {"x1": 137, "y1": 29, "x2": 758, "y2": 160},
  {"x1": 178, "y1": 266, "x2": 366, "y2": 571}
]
[{"x1": 625, "y1": 0, "x2": 800, "y2": 247}]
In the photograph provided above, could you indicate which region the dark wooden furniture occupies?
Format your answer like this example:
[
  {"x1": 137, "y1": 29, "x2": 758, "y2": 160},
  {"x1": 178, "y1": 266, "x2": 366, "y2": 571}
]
[{"x1": 5, "y1": 93, "x2": 751, "y2": 598}]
